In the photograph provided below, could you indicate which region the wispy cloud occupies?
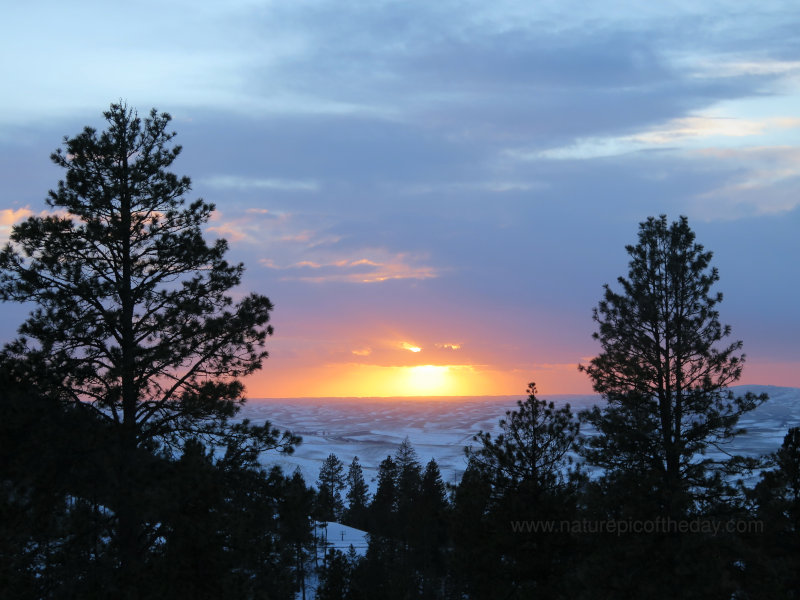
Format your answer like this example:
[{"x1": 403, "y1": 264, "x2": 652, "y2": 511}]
[
  {"x1": 0, "y1": 207, "x2": 33, "y2": 226},
  {"x1": 521, "y1": 115, "x2": 800, "y2": 160},
  {"x1": 201, "y1": 175, "x2": 319, "y2": 192},
  {"x1": 0, "y1": 207, "x2": 33, "y2": 243},
  {"x1": 684, "y1": 58, "x2": 800, "y2": 79},
  {"x1": 436, "y1": 343, "x2": 462, "y2": 350},
  {"x1": 403, "y1": 180, "x2": 545, "y2": 195},
  {"x1": 260, "y1": 250, "x2": 438, "y2": 283},
  {"x1": 691, "y1": 146, "x2": 800, "y2": 217}
]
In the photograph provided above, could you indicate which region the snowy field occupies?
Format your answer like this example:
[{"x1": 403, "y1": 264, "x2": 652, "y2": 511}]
[{"x1": 235, "y1": 385, "x2": 800, "y2": 490}]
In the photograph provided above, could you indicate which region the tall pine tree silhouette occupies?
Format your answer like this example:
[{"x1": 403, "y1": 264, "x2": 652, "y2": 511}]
[{"x1": 0, "y1": 103, "x2": 286, "y2": 591}]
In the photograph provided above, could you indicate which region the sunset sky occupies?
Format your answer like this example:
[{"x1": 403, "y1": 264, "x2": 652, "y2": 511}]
[{"x1": 1, "y1": 1, "x2": 799, "y2": 397}]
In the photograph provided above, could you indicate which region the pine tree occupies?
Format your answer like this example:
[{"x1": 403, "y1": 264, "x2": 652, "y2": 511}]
[
  {"x1": 369, "y1": 456, "x2": 398, "y2": 537},
  {"x1": 448, "y1": 459, "x2": 495, "y2": 599},
  {"x1": 345, "y1": 456, "x2": 369, "y2": 529},
  {"x1": 394, "y1": 437, "x2": 422, "y2": 544},
  {"x1": 468, "y1": 382, "x2": 580, "y2": 500},
  {"x1": 466, "y1": 383, "x2": 582, "y2": 597},
  {"x1": 744, "y1": 427, "x2": 800, "y2": 597},
  {"x1": 580, "y1": 215, "x2": 765, "y2": 517},
  {"x1": 416, "y1": 459, "x2": 450, "y2": 596},
  {"x1": 576, "y1": 215, "x2": 767, "y2": 598},
  {"x1": 0, "y1": 103, "x2": 292, "y2": 589},
  {"x1": 281, "y1": 469, "x2": 315, "y2": 599},
  {"x1": 316, "y1": 453, "x2": 346, "y2": 522}
]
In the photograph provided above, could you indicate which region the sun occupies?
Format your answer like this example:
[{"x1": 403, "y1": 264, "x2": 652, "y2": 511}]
[{"x1": 405, "y1": 365, "x2": 451, "y2": 395}]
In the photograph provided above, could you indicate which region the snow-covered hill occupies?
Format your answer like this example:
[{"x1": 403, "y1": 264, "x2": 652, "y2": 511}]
[{"x1": 237, "y1": 385, "x2": 800, "y2": 488}]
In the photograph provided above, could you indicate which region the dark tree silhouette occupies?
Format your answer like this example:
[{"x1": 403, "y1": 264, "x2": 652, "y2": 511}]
[
  {"x1": 345, "y1": 456, "x2": 370, "y2": 529},
  {"x1": 576, "y1": 215, "x2": 766, "y2": 599},
  {"x1": 0, "y1": 103, "x2": 293, "y2": 590},
  {"x1": 465, "y1": 383, "x2": 582, "y2": 597},
  {"x1": 743, "y1": 427, "x2": 800, "y2": 597},
  {"x1": 580, "y1": 215, "x2": 765, "y2": 517},
  {"x1": 280, "y1": 469, "x2": 315, "y2": 599},
  {"x1": 369, "y1": 456, "x2": 399, "y2": 538},
  {"x1": 316, "y1": 453, "x2": 346, "y2": 522},
  {"x1": 394, "y1": 437, "x2": 422, "y2": 544},
  {"x1": 468, "y1": 382, "x2": 580, "y2": 500}
]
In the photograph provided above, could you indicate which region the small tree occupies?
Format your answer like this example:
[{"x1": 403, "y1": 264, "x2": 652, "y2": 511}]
[
  {"x1": 281, "y1": 469, "x2": 315, "y2": 598},
  {"x1": 580, "y1": 215, "x2": 766, "y2": 517},
  {"x1": 468, "y1": 383, "x2": 580, "y2": 500},
  {"x1": 466, "y1": 383, "x2": 582, "y2": 597},
  {"x1": 369, "y1": 456, "x2": 399, "y2": 537},
  {"x1": 345, "y1": 456, "x2": 370, "y2": 529},
  {"x1": 316, "y1": 453, "x2": 346, "y2": 522},
  {"x1": 394, "y1": 437, "x2": 422, "y2": 543},
  {"x1": 0, "y1": 103, "x2": 292, "y2": 581},
  {"x1": 744, "y1": 427, "x2": 800, "y2": 597}
]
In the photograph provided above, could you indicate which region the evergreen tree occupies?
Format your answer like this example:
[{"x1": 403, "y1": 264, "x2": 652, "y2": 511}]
[
  {"x1": 345, "y1": 456, "x2": 369, "y2": 529},
  {"x1": 577, "y1": 215, "x2": 766, "y2": 598},
  {"x1": 394, "y1": 437, "x2": 422, "y2": 543},
  {"x1": 468, "y1": 382, "x2": 580, "y2": 500},
  {"x1": 281, "y1": 469, "x2": 316, "y2": 599},
  {"x1": 743, "y1": 427, "x2": 800, "y2": 598},
  {"x1": 369, "y1": 456, "x2": 398, "y2": 537},
  {"x1": 580, "y1": 215, "x2": 765, "y2": 517},
  {"x1": 0, "y1": 103, "x2": 293, "y2": 591},
  {"x1": 419, "y1": 459, "x2": 449, "y2": 522},
  {"x1": 316, "y1": 453, "x2": 346, "y2": 522},
  {"x1": 415, "y1": 459, "x2": 450, "y2": 597},
  {"x1": 315, "y1": 549, "x2": 358, "y2": 600},
  {"x1": 447, "y1": 459, "x2": 495, "y2": 599},
  {"x1": 466, "y1": 383, "x2": 582, "y2": 597}
]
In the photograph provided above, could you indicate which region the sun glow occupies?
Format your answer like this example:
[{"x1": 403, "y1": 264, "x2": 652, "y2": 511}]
[
  {"x1": 406, "y1": 365, "x2": 450, "y2": 394},
  {"x1": 251, "y1": 362, "x2": 529, "y2": 397}
]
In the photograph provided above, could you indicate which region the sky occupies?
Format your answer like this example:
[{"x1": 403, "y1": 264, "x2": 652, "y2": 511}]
[{"x1": 1, "y1": 0, "x2": 799, "y2": 397}]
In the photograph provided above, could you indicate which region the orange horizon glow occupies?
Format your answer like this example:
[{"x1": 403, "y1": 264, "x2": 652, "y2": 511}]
[
  {"x1": 243, "y1": 360, "x2": 598, "y2": 398},
  {"x1": 241, "y1": 357, "x2": 800, "y2": 399}
]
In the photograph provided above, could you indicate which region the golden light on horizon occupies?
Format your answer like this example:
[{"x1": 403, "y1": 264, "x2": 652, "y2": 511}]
[
  {"x1": 251, "y1": 361, "x2": 532, "y2": 397},
  {"x1": 405, "y1": 365, "x2": 451, "y2": 395}
]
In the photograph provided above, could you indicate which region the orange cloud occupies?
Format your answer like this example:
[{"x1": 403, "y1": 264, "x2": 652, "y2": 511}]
[
  {"x1": 436, "y1": 342, "x2": 462, "y2": 350},
  {"x1": 207, "y1": 222, "x2": 249, "y2": 242},
  {"x1": 401, "y1": 342, "x2": 422, "y2": 353},
  {"x1": 0, "y1": 207, "x2": 33, "y2": 226},
  {"x1": 1, "y1": 207, "x2": 47, "y2": 243},
  {"x1": 262, "y1": 251, "x2": 437, "y2": 283}
]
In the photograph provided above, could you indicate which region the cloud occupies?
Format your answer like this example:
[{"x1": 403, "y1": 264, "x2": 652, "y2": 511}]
[
  {"x1": 0, "y1": 207, "x2": 34, "y2": 243},
  {"x1": 0, "y1": 207, "x2": 33, "y2": 226},
  {"x1": 402, "y1": 180, "x2": 545, "y2": 195},
  {"x1": 523, "y1": 115, "x2": 800, "y2": 160},
  {"x1": 685, "y1": 58, "x2": 800, "y2": 79},
  {"x1": 260, "y1": 250, "x2": 438, "y2": 283},
  {"x1": 690, "y1": 146, "x2": 800, "y2": 217},
  {"x1": 436, "y1": 343, "x2": 462, "y2": 350},
  {"x1": 201, "y1": 175, "x2": 319, "y2": 192},
  {"x1": 207, "y1": 222, "x2": 249, "y2": 242}
]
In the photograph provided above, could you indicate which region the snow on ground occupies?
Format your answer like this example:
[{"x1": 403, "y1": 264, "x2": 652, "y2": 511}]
[
  {"x1": 235, "y1": 385, "x2": 800, "y2": 488},
  {"x1": 315, "y1": 522, "x2": 369, "y2": 557}
]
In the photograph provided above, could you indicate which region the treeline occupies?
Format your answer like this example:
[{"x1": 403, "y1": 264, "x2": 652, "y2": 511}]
[
  {"x1": 311, "y1": 393, "x2": 800, "y2": 600},
  {"x1": 4, "y1": 376, "x2": 797, "y2": 599}
]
